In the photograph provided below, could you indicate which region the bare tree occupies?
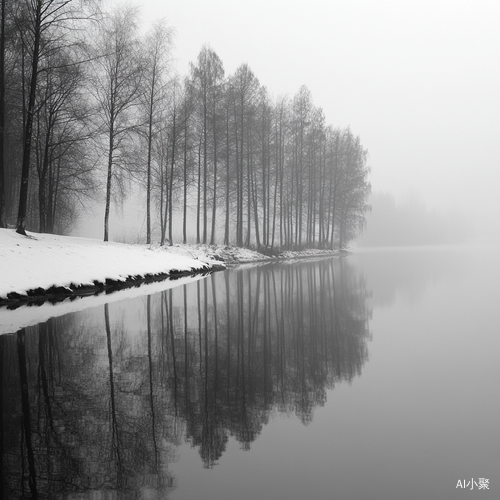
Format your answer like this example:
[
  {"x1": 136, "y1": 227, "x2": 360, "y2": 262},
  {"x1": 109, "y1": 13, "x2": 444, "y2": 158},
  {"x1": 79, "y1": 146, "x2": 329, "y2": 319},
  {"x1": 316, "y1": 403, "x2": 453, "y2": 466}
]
[
  {"x1": 189, "y1": 46, "x2": 224, "y2": 244},
  {"x1": 0, "y1": 0, "x2": 6, "y2": 227},
  {"x1": 141, "y1": 20, "x2": 173, "y2": 244},
  {"x1": 181, "y1": 77, "x2": 195, "y2": 244},
  {"x1": 15, "y1": 0, "x2": 96, "y2": 235},
  {"x1": 89, "y1": 5, "x2": 143, "y2": 242},
  {"x1": 227, "y1": 64, "x2": 259, "y2": 246},
  {"x1": 33, "y1": 43, "x2": 95, "y2": 233}
]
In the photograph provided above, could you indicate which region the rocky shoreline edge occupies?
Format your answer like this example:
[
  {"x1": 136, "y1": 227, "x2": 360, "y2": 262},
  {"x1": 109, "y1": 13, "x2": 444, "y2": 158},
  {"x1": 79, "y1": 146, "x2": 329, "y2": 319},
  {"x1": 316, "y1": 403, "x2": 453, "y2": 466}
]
[{"x1": 0, "y1": 264, "x2": 227, "y2": 308}]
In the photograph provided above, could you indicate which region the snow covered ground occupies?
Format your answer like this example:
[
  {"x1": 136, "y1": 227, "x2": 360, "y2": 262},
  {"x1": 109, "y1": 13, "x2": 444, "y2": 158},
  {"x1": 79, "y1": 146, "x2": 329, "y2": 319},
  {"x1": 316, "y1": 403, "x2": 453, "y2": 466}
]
[
  {"x1": 163, "y1": 243, "x2": 271, "y2": 264},
  {"x1": 164, "y1": 243, "x2": 339, "y2": 264},
  {"x1": 0, "y1": 229, "x2": 222, "y2": 302}
]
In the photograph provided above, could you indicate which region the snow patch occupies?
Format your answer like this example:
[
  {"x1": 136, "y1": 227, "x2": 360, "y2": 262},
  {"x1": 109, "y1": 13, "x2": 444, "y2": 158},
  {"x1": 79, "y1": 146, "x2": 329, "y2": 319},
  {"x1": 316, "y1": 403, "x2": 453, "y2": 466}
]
[{"x1": 0, "y1": 229, "x2": 222, "y2": 301}]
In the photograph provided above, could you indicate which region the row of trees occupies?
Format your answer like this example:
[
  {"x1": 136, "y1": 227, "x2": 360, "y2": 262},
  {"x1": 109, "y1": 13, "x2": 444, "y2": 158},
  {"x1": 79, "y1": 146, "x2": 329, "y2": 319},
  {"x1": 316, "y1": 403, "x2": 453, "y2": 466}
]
[
  {"x1": 0, "y1": 2, "x2": 370, "y2": 248},
  {"x1": 170, "y1": 53, "x2": 371, "y2": 249}
]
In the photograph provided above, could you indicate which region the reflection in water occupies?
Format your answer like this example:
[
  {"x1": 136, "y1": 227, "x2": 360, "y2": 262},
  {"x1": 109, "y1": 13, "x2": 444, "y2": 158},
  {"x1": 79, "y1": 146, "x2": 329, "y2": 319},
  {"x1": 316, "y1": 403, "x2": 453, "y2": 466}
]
[{"x1": 0, "y1": 259, "x2": 371, "y2": 498}]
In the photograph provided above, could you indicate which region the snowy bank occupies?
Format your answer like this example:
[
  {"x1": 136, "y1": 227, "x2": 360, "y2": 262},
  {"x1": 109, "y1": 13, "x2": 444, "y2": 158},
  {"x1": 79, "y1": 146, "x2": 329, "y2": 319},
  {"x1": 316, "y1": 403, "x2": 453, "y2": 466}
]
[
  {"x1": 0, "y1": 229, "x2": 223, "y2": 304},
  {"x1": 0, "y1": 228, "x2": 339, "y2": 308},
  {"x1": 163, "y1": 243, "x2": 339, "y2": 264},
  {"x1": 0, "y1": 230, "x2": 340, "y2": 334}
]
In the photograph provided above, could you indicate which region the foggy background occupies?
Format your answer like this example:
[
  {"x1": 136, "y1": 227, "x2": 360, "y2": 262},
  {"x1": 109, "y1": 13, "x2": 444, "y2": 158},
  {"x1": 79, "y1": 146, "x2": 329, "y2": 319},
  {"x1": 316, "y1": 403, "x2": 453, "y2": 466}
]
[{"x1": 79, "y1": 0, "x2": 500, "y2": 244}]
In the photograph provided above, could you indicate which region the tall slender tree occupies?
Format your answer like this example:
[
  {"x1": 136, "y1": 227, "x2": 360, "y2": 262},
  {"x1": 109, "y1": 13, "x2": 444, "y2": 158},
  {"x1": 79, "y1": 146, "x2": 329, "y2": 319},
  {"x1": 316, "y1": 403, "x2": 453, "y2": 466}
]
[
  {"x1": 15, "y1": 0, "x2": 95, "y2": 235},
  {"x1": 228, "y1": 64, "x2": 259, "y2": 246},
  {"x1": 89, "y1": 5, "x2": 143, "y2": 242},
  {"x1": 16, "y1": 0, "x2": 42, "y2": 234},
  {"x1": 141, "y1": 20, "x2": 173, "y2": 244},
  {"x1": 0, "y1": 0, "x2": 6, "y2": 228},
  {"x1": 181, "y1": 77, "x2": 195, "y2": 244},
  {"x1": 189, "y1": 46, "x2": 224, "y2": 244}
]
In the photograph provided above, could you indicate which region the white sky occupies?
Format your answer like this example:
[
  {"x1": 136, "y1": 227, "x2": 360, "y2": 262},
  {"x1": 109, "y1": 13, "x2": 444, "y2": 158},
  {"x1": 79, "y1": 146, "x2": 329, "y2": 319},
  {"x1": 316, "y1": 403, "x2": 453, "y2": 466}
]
[{"x1": 107, "y1": 0, "x2": 500, "y2": 236}]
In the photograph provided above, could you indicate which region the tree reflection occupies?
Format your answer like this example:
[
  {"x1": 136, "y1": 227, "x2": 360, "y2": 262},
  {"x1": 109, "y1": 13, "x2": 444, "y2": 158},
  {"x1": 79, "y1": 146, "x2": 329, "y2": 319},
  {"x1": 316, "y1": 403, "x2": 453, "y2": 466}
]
[
  {"x1": 0, "y1": 258, "x2": 371, "y2": 495},
  {"x1": 1, "y1": 312, "x2": 177, "y2": 498},
  {"x1": 162, "y1": 258, "x2": 371, "y2": 467},
  {"x1": 17, "y1": 328, "x2": 37, "y2": 498},
  {"x1": 0, "y1": 334, "x2": 4, "y2": 496}
]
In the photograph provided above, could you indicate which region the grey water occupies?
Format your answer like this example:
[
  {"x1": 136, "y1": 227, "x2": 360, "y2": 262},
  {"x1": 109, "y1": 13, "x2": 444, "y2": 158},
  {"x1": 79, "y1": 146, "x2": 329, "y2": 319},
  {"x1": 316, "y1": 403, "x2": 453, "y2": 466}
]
[{"x1": 0, "y1": 245, "x2": 498, "y2": 500}]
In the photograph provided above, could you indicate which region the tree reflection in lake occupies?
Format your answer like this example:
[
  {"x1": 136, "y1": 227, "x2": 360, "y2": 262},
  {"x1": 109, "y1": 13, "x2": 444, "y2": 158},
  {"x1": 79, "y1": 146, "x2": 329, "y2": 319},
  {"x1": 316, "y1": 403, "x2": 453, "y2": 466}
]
[{"x1": 0, "y1": 258, "x2": 371, "y2": 498}]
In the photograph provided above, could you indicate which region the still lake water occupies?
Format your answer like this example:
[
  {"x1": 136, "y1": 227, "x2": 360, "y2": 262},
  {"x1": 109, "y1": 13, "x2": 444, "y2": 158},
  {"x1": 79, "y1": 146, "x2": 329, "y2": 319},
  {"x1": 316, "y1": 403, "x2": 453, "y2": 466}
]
[{"x1": 0, "y1": 245, "x2": 498, "y2": 499}]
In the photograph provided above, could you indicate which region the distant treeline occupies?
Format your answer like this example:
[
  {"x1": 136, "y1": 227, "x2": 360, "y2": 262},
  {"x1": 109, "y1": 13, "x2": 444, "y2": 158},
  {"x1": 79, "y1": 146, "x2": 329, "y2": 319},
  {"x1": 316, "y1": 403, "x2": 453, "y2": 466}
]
[
  {"x1": 358, "y1": 192, "x2": 474, "y2": 247},
  {"x1": 0, "y1": 1, "x2": 370, "y2": 249}
]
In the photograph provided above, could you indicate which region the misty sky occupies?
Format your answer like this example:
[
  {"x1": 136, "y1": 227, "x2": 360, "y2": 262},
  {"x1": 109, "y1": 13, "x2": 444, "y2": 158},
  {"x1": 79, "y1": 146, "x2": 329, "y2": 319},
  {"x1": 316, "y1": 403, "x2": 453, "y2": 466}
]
[{"x1": 105, "y1": 0, "x2": 500, "y2": 238}]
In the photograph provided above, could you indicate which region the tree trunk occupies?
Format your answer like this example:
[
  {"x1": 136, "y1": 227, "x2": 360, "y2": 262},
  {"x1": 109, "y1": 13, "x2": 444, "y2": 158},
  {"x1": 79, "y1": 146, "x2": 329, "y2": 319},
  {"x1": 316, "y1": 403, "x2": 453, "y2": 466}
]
[
  {"x1": 168, "y1": 107, "x2": 176, "y2": 245},
  {"x1": 246, "y1": 126, "x2": 252, "y2": 246},
  {"x1": 196, "y1": 136, "x2": 201, "y2": 243},
  {"x1": 224, "y1": 103, "x2": 230, "y2": 245},
  {"x1": 0, "y1": 0, "x2": 6, "y2": 227},
  {"x1": 104, "y1": 124, "x2": 114, "y2": 242},
  {"x1": 202, "y1": 90, "x2": 207, "y2": 244},
  {"x1": 146, "y1": 87, "x2": 154, "y2": 244},
  {"x1": 251, "y1": 154, "x2": 260, "y2": 248},
  {"x1": 183, "y1": 101, "x2": 188, "y2": 244},
  {"x1": 17, "y1": 0, "x2": 43, "y2": 235},
  {"x1": 38, "y1": 117, "x2": 52, "y2": 233},
  {"x1": 159, "y1": 159, "x2": 165, "y2": 245},
  {"x1": 210, "y1": 107, "x2": 217, "y2": 244}
]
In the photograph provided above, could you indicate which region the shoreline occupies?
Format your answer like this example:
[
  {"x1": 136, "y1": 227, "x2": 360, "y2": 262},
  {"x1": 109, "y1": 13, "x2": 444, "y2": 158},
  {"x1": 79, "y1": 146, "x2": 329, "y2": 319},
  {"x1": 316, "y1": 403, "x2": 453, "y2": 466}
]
[
  {"x1": 0, "y1": 265, "x2": 226, "y2": 308},
  {"x1": 0, "y1": 229, "x2": 340, "y2": 308}
]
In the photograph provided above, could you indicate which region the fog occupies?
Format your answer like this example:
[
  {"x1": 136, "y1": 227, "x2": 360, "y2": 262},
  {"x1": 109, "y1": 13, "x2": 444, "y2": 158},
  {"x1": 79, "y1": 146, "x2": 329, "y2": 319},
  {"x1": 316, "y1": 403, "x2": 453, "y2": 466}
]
[
  {"x1": 357, "y1": 191, "x2": 477, "y2": 247},
  {"x1": 87, "y1": 0, "x2": 500, "y2": 244}
]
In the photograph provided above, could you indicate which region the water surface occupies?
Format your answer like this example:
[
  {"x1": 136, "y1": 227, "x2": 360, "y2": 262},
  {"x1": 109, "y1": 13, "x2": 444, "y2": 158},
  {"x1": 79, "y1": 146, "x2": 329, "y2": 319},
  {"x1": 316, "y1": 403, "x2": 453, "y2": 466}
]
[{"x1": 0, "y1": 246, "x2": 498, "y2": 499}]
